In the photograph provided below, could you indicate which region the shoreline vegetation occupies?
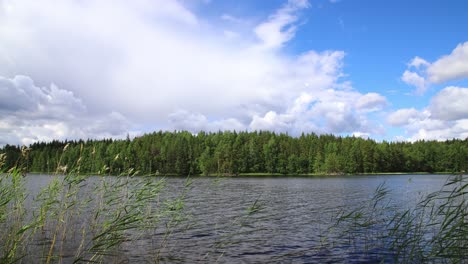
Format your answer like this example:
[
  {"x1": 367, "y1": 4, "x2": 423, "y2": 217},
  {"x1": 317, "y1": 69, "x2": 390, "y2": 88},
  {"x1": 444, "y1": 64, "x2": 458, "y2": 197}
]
[
  {"x1": 0, "y1": 146, "x2": 466, "y2": 262},
  {"x1": 26, "y1": 171, "x2": 460, "y2": 177},
  {"x1": 331, "y1": 174, "x2": 467, "y2": 262},
  {"x1": 0, "y1": 152, "x2": 192, "y2": 263},
  {"x1": 1, "y1": 130, "x2": 466, "y2": 176}
]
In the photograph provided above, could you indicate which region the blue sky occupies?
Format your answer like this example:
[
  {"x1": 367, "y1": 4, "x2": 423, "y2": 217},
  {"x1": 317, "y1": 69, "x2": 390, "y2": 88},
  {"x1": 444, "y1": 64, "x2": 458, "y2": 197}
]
[{"x1": 0, "y1": 0, "x2": 467, "y2": 145}]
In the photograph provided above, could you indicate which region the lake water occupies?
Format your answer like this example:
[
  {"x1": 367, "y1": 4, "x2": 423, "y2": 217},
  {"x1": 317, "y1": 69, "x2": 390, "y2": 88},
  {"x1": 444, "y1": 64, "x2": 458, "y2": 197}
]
[{"x1": 21, "y1": 174, "x2": 452, "y2": 263}]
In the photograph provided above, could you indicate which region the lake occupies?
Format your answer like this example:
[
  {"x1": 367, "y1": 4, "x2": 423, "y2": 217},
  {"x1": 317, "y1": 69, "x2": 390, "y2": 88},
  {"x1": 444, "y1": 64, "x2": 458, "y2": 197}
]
[{"x1": 13, "y1": 174, "x2": 458, "y2": 262}]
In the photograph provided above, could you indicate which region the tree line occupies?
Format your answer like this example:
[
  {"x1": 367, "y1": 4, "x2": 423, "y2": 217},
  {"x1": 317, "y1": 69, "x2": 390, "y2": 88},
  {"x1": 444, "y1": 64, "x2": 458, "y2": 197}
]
[{"x1": 1, "y1": 131, "x2": 467, "y2": 176}]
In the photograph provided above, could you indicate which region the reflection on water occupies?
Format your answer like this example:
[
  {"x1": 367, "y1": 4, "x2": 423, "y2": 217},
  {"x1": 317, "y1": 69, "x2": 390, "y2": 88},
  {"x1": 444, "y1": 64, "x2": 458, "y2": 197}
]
[{"x1": 20, "y1": 174, "x2": 448, "y2": 263}]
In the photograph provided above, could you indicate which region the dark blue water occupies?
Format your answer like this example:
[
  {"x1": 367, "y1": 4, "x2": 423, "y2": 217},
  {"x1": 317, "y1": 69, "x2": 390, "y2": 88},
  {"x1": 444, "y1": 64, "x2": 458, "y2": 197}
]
[{"x1": 23, "y1": 174, "x2": 451, "y2": 263}]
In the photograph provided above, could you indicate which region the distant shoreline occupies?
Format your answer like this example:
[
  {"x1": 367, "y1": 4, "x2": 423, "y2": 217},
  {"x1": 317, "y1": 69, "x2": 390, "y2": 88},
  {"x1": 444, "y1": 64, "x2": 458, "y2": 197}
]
[{"x1": 25, "y1": 171, "x2": 459, "y2": 177}]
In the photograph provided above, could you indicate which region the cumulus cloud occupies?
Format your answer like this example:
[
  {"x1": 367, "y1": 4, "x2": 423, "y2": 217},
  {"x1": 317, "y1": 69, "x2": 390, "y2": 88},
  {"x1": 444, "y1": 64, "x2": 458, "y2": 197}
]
[
  {"x1": 408, "y1": 56, "x2": 429, "y2": 69},
  {"x1": 355, "y1": 93, "x2": 388, "y2": 112},
  {"x1": 407, "y1": 119, "x2": 468, "y2": 141},
  {"x1": 0, "y1": 75, "x2": 130, "y2": 146},
  {"x1": 428, "y1": 42, "x2": 468, "y2": 83},
  {"x1": 428, "y1": 86, "x2": 468, "y2": 121},
  {"x1": 250, "y1": 111, "x2": 294, "y2": 132},
  {"x1": 387, "y1": 108, "x2": 425, "y2": 126},
  {"x1": 168, "y1": 110, "x2": 245, "y2": 132},
  {"x1": 248, "y1": 90, "x2": 385, "y2": 136},
  {"x1": 0, "y1": 0, "x2": 389, "y2": 144},
  {"x1": 0, "y1": 75, "x2": 86, "y2": 120},
  {"x1": 401, "y1": 42, "x2": 468, "y2": 94},
  {"x1": 387, "y1": 86, "x2": 468, "y2": 140},
  {"x1": 401, "y1": 70, "x2": 428, "y2": 95}
]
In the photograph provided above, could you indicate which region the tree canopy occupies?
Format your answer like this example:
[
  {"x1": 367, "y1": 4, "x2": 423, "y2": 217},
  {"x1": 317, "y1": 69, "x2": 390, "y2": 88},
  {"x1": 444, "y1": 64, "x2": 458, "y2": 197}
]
[{"x1": 1, "y1": 131, "x2": 467, "y2": 176}]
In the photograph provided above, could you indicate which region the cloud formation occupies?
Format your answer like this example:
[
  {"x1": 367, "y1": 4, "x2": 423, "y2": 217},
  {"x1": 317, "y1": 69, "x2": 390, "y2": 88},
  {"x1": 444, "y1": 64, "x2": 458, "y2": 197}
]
[
  {"x1": 0, "y1": 75, "x2": 130, "y2": 146},
  {"x1": 428, "y1": 86, "x2": 468, "y2": 121},
  {"x1": 254, "y1": 0, "x2": 309, "y2": 49},
  {"x1": 428, "y1": 42, "x2": 468, "y2": 83},
  {"x1": 401, "y1": 70, "x2": 428, "y2": 95},
  {"x1": 355, "y1": 93, "x2": 388, "y2": 112},
  {"x1": 394, "y1": 42, "x2": 468, "y2": 140},
  {"x1": 387, "y1": 86, "x2": 468, "y2": 141},
  {"x1": 387, "y1": 108, "x2": 423, "y2": 127},
  {"x1": 0, "y1": 0, "x2": 387, "y2": 145},
  {"x1": 401, "y1": 42, "x2": 468, "y2": 94}
]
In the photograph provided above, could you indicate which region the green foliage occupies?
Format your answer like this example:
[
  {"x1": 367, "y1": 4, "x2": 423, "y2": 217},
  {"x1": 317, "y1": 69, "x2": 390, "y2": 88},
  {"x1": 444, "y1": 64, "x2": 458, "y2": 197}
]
[
  {"x1": 331, "y1": 175, "x2": 467, "y2": 263},
  {"x1": 0, "y1": 149, "x2": 190, "y2": 263},
  {"x1": 1, "y1": 131, "x2": 467, "y2": 176}
]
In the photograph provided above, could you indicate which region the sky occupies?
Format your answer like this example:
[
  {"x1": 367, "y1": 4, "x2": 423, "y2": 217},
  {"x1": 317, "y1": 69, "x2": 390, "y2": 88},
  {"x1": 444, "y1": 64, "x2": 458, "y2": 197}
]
[{"x1": 0, "y1": 0, "x2": 467, "y2": 146}]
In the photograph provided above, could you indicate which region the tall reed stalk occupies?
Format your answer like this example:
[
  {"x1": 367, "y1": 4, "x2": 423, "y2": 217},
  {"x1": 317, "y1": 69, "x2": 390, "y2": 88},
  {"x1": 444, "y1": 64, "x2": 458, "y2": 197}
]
[
  {"x1": 331, "y1": 174, "x2": 467, "y2": 263},
  {"x1": 0, "y1": 146, "x2": 190, "y2": 263}
]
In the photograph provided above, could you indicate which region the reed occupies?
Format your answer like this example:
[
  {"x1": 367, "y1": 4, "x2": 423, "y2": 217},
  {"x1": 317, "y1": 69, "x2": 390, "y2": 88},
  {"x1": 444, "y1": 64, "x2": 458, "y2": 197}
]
[
  {"x1": 0, "y1": 147, "x2": 190, "y2": 263},
  {"x1": 331, "y1": 174, "x2": 467, "y2": 263},
  {"x1": 1, "y1": 147, "x2": 465, "y2": 263}
]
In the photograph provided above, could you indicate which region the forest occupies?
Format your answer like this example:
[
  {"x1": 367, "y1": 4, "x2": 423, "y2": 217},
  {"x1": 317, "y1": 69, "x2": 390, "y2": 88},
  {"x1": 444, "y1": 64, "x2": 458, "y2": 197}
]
[{"x1": 1, "y1": 131, "x2": 467, "y2": 176}]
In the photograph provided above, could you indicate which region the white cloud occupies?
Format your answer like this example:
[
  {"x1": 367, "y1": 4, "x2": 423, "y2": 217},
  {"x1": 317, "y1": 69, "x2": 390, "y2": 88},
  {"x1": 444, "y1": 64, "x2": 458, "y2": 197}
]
[
  {"x1": 0, "y1": 75, "x2": 130, "y2": 146},
  {"x1": 387, "y1": 86, "x2": 468, "y2": 140},
  {"x1": 408, "y1": 119, "x2": 468, "y2": 141},
  {"x1": 355, "y1": 93, "x2": 388, "y2": 112},
  {"x1": 401, "y1": 70, "x2": 428, "y2": 95},
  {"x1": 249, "y1": 89, "x2": 386, "y2": 136},
  {"x1": 254, "y1": 0, "x2": 310, "y2": 49},
  {"x1": 157, "y1": 0, "x2": 199, "y2": 26},
  {"x1": 401, "y1": 42, "x2": 468, "y2": 94},
  {"x1": 429, "y1": 86, "x2": 468, "y2": 121},
  {"x1": 387, "y1": 108, "x2": 423, "y2": 126},
  {"x1": 169, "y1": 110, "x2": 245, "y2": 132},
  {"x1": 408, "y1": 56, "x2": 429, "y2": 69},
  {"x1": 0, "y1": 0, "x2": 390, "y2": 144},
  {"x1": 250, "y1": 111, "x2": 294, "y2": 132},
  {"x1": 352, "y1": 132, "x2": 370, "y2": 139},
  {"x1": 427, "y1": 42, "x2": 468, "y2": 83}
]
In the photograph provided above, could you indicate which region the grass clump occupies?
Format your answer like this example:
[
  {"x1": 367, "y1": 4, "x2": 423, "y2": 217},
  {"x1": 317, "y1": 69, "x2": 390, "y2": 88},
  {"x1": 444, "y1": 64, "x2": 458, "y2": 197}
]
[
  {"x1": 0, "y1": 146, "x2": 190, "y2": 263},
  {"x1": 331, "y1": 174, "x2": 467, "y2": 263}
]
